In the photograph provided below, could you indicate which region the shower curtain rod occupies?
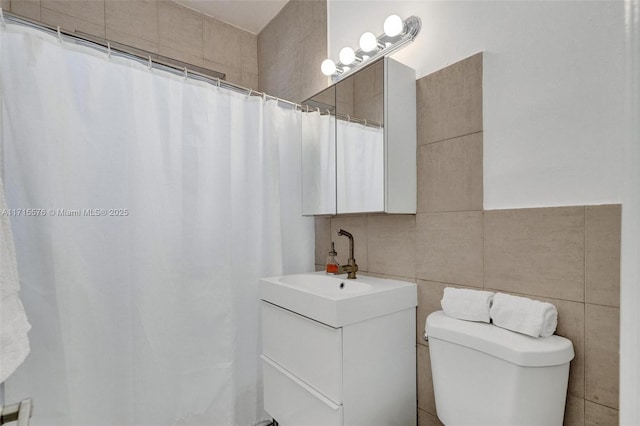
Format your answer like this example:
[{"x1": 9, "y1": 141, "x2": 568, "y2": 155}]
[
  {"x1": 317, "y1": 110, "x2": 383, "y2": 129},
  {"x1": 0, "y1": 10, "x2": 303, "y2": 111}
]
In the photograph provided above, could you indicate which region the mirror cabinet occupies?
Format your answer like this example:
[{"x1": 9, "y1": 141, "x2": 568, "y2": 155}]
[{"x1": 301, "y1": 57, "x2": 416, "y2": 215}]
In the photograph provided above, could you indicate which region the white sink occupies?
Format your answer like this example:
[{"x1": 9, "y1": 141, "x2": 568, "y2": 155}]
[
  {"x1": 260, "y1": 272, "x2": 417, "y2": 327},
  {"x1": 277, "y1": 274, "x2": 373, "y2": 297}
]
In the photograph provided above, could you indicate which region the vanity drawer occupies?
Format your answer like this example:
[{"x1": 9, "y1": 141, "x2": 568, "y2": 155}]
[
  {"x1": 262, "y1": 355, "x2": 343, "y2": 426},
  {"x1": 261, "y1": 301, "x2": 342, "y2": 403}
]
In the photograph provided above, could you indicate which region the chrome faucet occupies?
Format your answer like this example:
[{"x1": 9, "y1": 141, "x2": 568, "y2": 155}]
[{"x1": 337, "y1": 229, "x2": 358, "y2": 279}]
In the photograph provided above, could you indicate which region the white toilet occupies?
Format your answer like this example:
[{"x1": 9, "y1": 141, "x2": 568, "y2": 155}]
[{"x1": 426, "y1": 310, "x2": 574, "y2": 426}]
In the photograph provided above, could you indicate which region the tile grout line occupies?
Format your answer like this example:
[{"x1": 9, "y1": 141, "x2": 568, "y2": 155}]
[
  {"x1": 365, "y1": 214, "x2": 369, "y2": 274},
  {"x1": 419, "y1": 130, "x2": 483, "y2": 147},
  {"x1": 416, "y1": 209, "x2": 484, "y2": 215},
  {"x1": 201, "y1": 13, "x2": 204, "y2": 66},
  {"x1": 482, "y1": 209, "x2": 485, "y2": 291},
  {"x1": 155, "y1": 0, "x2": 159, "y2": 55},
  {"x1": 584, "y1": 205, "x2": 587, "y2": 403},
  {"x1": 583, "y1": 398, "x2": 620, "y2": 411}
]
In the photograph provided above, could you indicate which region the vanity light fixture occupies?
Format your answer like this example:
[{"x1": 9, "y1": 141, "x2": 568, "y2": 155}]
[
  {"x1": 383, "y1": 14, "x2": 404, "y2": 37},
  {"x1": 339, "y1": 47, "x2": 357, "y2": 65},
  {"x1": 358, "y1": 32, "x2": 379, "y2": 53},
  {"x1": 321, "y1": 14, "x2": 421, "y2": 82}
]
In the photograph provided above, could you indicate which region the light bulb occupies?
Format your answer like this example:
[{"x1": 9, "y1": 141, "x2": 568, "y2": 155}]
[
  {"x1": 321, "y1": 59, "x2": 336, "y2": 76},
  {"x1": 384, "y1": 14, "x2": 404, "y2": 37},
  {"x1": 359, "y1": 32, "x2": 378, "y2": 52},
  {"x1": 339, "y1": 47, "x2": 356, "y2": 65}
]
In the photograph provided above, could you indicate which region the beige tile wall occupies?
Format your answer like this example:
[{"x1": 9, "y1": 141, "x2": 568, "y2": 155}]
[
  {"x1": 257, "y1": 0, "x2": 327, "y2": 102},
  {"x1": 8, "y1": 0, "x2": 258, "y2": 88},
  {"x1": 315, "y1": 53, "x2": 621, "y2": 425}
]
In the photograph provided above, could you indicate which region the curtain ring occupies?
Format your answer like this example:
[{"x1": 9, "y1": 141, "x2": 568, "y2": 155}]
[
  {"x1": 216, "y1": 78, "x2": 221, "y2": 88},
  {"x1": 247, "y1": 89, "x2": 253, "y2": 98},
  {"x1": 0, "y1": 8, "x2": 5, "y2": 25},
  {"x1": 183, "y1": 67, "x2": 188, "y2": 79},
  {"x1": 347, "y1": 115, "x2": 351, "y2": 123},
  {"x1": 364, "y1": 119, "x2": 367, "y2": 127},
  {"x1": 148, "y1": 56, "x2": 153, "y2": 70},
  {"x1": 57, "y1": 26, "x2": 63, "y2": 42},
  {"x1": 107, "y1": 42, "x2": 111, "y2": 60}
]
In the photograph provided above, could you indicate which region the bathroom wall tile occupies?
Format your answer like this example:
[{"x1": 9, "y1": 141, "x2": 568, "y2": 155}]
[
  {"x1": 330, "y1": 215, "x2": 368, "y2": 272},
  {"x1": 585, "y1": 304, "x2": 619, "y2": 409},
  {"x1": 585, "y1": 401, "x2": 619, "y2": 426},
  {"x1": 585, "y1": 204, "x2": 621, "y2": 307},
  {"x1": 242, "y1": 70, "x2": 259, "y2": 90},
  {"x1": 300, "y1": 0, "x2": 325, "y2": 31},
  {"x1": 273, "y1": 0, "x2": 300, "y2": 58},
  {"x1": 418, "y1": 409, "x2": 444, "y2": 426},
  {"x1": 416, "y1": 280, "x2": 441, "y2": 346},
  {"x1": 417, "y1": 132, "x2": 483, "y2": 213},
  {"x1": 314, "y1": 217, "x2": 332, "y2": 266},
  {"x1": 417, "y1": 344, "x2": 437, "y2": 415},
  {"x1": 353, "y1": 61, "x2": 384, "y2": 121},
  {"x1": 367, "y1": 215, "x2": 415, "y2": 279},
  {"x1": 315, "y1": 264, "x2": 324, "y2": 272},
  {"x1": 106, "y1": 28, "x2": 158, "y2": 54},
  {"x1": 300, "y1": 33, "x2": 328, "y2": 101},
  {"x1": 159, "y1": 45, "x2": 203, "y2": 68},
  {"x1": 336, "y1": 77, "x2": 354, "y2": 115},
  {"x1": 105, "y1": 0, "x2": 158, "y2": 46},
  {"x1": 239, "y1": 30, "x2": 258, "y2": 75},
  {"x1": 564, "y1": 395, "x2": 585, "y2": 426},
  {"x1": 11, "y1": 0, "x2": 40, "y2": 21},
  {"x1": 415, "y1": 212, "x2": 483, "y2": 286},
  {"x1": 1, "y1": 0, "x2": 9, "y2": 13},
  {"x1": 546, "y1": 297, "x2": 585, "y2": 398},
  {"x1": 416, "y1": 280, "x2": 473, "y2": 346},
  {"x1": 257, "y1": 0, "x2": 326, "y2": 101},
  {"x1": 484, "y1": 206, "x2": 585, "y2": 302},
  {"x1": 257, "y1": 22, "x2": 276, "y2": 88},
  {"x1": 41, "y1": 0, "x2": 104, "y2": 25},
  {"x1": 416, "y1": 52, "x2": 482, "y2": 145},
  {"x1": 203, "y1": 17, "x2": 242, "y2": 71},
  {"x1": 40, "y1": 7, "x2": 105, "y2": 38},
  {"x1": 354, "y1": 62, "x2": 375, "y2": 102},
  {"x1": 276, "y1": 44, "x2": 303, "y2": 102},
  {"x1": 258, "y1": 61, "x2": 277, "y2": 97},
  {"x1": 360, "y1": 272, "x2": 415, "y2": 283},
  {"x1": 158, "y1": 1, "x2": 203, "y2": 62}
]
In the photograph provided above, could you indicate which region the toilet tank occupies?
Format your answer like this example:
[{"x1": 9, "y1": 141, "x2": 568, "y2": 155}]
[{"x1": 426, "y1": 311, "x2": 574, "y2": 426}]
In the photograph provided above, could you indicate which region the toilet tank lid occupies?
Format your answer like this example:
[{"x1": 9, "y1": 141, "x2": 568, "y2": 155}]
[{"x1": 426, "y1": 311, "x2": 575, "y2": 367}]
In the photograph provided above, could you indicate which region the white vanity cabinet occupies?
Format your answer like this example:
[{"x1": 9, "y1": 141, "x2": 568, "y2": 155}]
[{"x1": 260, "y1": 301, "x2": 417, "y2": 426}]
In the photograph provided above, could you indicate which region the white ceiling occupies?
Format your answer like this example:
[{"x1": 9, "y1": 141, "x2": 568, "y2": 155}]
[{"x1": 174, "y1": 0, "x2": 290, "y2": 34}]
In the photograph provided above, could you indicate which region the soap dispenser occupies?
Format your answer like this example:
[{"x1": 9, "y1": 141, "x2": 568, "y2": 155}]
[{"x1": 326, "y1": 242, "x2": 339, "y2": 274}]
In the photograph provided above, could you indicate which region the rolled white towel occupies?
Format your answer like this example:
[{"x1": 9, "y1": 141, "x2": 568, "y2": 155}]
[
  {"x1": 490, "y1": 292, "x2": 558, "y2": 338},
  {"x1": 440, "y1": 287, "x2": 495, "y2": 323}
]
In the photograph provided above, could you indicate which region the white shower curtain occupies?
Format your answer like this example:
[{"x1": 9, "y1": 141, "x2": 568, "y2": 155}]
[
  {"x1": 336, "y1": 120, "x2": 384, "y2": 213},
  {"x1": 0, "y1": 23, "x2": 313, "y2": 426}
]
